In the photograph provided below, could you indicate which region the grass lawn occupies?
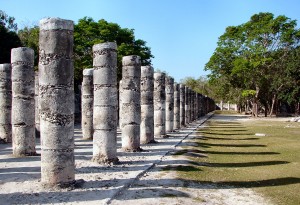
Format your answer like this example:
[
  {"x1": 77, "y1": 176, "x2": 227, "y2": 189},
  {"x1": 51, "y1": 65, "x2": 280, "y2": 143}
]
[{"x1": 172, "y1": 112, "x2": 300, "y2": 205}]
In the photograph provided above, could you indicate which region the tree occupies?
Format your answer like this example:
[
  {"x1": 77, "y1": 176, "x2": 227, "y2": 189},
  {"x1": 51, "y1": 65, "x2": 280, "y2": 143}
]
[
  {"x1": 74, "y1": 17, "x2": 154, "y2": 86},
  {"x1": 18, "y1": 26, "x2": 39, "y2": 68},
  {"x1": 0, "y1": 10, "x2": 21, "y2": 63},
  {"x1": 205, "y1": 12, "x2": 300, "y2": 116}
]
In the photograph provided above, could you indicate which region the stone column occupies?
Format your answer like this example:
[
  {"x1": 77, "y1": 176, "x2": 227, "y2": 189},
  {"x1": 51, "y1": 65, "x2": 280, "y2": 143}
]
[
  {"x1": 140, "y1": 65, "x2": 154, "y2": 144},
  {"x1": 154, "y1": 72, "x2": 166, "y2": 137},
  {"x1": 11, "y1": 47, "x2": 36, "y2": 157},
  {"x1": 82, "y1": 68, "x2": 93, "y2": 140},
  {"x1": 195, "y1": 92, "x2": 198, "y2": 120},
  {"x1": 179, "y1": 84, "x2": 185, "y2": 127},
  {"x1": 165, "y1": 76, "x2": 174, "y2": 132},
  {"x1": 119, "y1": 80, "x2": 122, "y2": 128},
  {"x1": 92, "y1": 42, "x2": 118, "y2": 163},
  {"x1": 34, "y1": 72, "x2": 40, "y2": 138},
  {"x1": 220, "y1": 100, "x2": 223, "y2": 111},
  {"x1": 185, "y1": 87, "x2": 190, "y2": 124},
  {"x1": 121, "y1": 55, "x2": 141, "y2": 151},
  {"x1": 39, "y1": 18, "x2": 74, "y2": 187},
  {"x1": 190, "y1": 90, "x2": 194, "y2": 121},
  {"x1": 173, "y1": 83, "x2": 180, "y2": 130},
  {"x1": 0, "y1": 64, "x2": 12, "y2": 143}
]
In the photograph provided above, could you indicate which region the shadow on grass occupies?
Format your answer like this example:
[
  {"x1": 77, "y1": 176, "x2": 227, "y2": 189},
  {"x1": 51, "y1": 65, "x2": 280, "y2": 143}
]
[
  {"x1": 192, "y1": 177, "x2": 300, "y2": 188},
  {"x1": 198, "y1": 142, "x2": 266, "y2": 148},
  {"x1": 201, "y1": 136, "x2": 259, "y2": 141}
]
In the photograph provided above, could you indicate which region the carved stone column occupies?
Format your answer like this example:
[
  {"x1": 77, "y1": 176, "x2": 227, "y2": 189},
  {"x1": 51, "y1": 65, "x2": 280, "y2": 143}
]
[
  {"x1": 154, "y1": 72, "x2": 166, "y2": 137},
  {"x1": 11, "y1": 47, "x2": 36, "y2": 156},
  {"x1": 0, "y1": 64, "x2": 12, "y2": 143},
  {"x1": 173, "y1": 83, "x2": 180, "y2": 130},
  {"x1": 121, "y1": 55, "x2": 142, "y2": 151},
  {"x1": 179, "y1": 84, "x2": 185, "y2": 127},
  {"x1": 165, "y1": 76, "x2": 174, "y2": 132},
  {"x1": 82, "y1": 68, "x2": 93, "y2": 140},
  {"x1": 39, "y1": 18, "x2": 74, "y2": 187},
  {"x1": 92, "y1": 42, "x2": 118, "y2": 163},
  {"x1": 140, "y1": 65, "x2": 154, "y2": 144}
]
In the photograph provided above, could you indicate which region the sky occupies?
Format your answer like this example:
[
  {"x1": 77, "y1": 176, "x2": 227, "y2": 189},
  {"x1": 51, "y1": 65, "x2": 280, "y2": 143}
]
[{"x1": 2, "y1": 0, "x2": 300, "y2": 82}]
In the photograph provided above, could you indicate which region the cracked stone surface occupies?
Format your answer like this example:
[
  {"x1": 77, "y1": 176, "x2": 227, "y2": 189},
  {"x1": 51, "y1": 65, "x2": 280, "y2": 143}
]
[
  {"x1": 39, "y1": 17, "x2": 75, "y2": 187},
  {"x1": 11, "y1": 47, "x2": 36, "y2": 157}
]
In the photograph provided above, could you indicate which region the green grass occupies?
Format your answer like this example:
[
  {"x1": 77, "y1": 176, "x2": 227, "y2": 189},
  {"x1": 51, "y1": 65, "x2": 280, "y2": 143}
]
[{"x1": 172, "y1": 113, "x2": 300, "y2": 205}]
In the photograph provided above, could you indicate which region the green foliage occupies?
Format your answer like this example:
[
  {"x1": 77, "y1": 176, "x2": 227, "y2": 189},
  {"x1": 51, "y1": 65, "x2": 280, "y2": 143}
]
[
  {"x1": 0, "y1": 10, "x2": 21, "y2": 64},
  {"x1": 0, "y1": 10, "x2": 17, "y2": 31},
  {"x1": 242, "y1": 90, "x2": 256, "y2": 98},
  {"x1": 18, "y1": 26, "x2": 39, "y2": 69},
  {"x1": 74, "y1": 17, "x2": 154, "y2": 84},
  {"x1": 205, "y1": 12, "x2": 300, "y2": 114}
]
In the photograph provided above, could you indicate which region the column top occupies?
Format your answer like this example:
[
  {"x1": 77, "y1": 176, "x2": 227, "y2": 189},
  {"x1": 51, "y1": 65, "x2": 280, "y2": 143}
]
[
  {"x1": 40, "y1": 17, "x2": 74, "y2": 31},
  {"x1": 83, "y1": 68, "x2": 93, "y2": 76},
  {"x1": 0, "y1": 64, "x2": 11, "y2": 71},
  {"x1": 93, "y1": 42, "x2": 117, "y2": 52},
  {"x1": 11, "y1": 47, "x2": 34, "y2": 64}
]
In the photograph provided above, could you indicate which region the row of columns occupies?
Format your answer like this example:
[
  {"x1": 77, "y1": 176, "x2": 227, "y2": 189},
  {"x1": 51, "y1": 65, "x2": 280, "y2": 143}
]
[{"x1": 0, "y1": 17, "x2": 216, "y2": 188}]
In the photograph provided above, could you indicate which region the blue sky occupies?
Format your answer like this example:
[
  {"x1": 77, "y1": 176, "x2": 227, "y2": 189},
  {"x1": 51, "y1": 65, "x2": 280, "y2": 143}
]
[{"x1": 2, "y1": 0, "x2": 300, "y2": 82}]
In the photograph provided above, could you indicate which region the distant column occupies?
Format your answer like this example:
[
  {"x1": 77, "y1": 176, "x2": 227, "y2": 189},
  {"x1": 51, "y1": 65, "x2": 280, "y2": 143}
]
[
  {"x1": 0, "y1": 64, "x2": 12, "y2": 143},
  {"x1": 34, "y1": 72, "x2": 40, "y2": 138},
  {"x1": 154, "y1": 72, "x2": 166, "y2": 137},
  {"x1": 190, "y1": 90, "x2": 194, "y2": 121},
  {"x1": 121, "y1": 55, "x2": 142, "y2": 151},
  {"x1": 185, "y1": 87, "x2": 190, "y2": 124},
  {"x1": 82, "y1": 68, "x2": 93, "y2": 140},
  {"x1": 220, "y1": 100, "x2": 223, "y2": 111},
  {"x1": 11, "y1": 47, "x2": 36, "y2": 157},
  {"x1": 179, "y1": 84, "x2": 185, "y2": 127},
  {"x1": 140, "y1": 65, "x2": 155, "y2": 144},
  {"x1": 39, "y1": 18, "x2": 74, "y2": 187},
  {"x1": 165, "y1": 76, "x2": 174, "y2": 132},
  {"x1": 195, "y1": 92, "x2": 198, "y2": 119},
  {"x1": 173, "y1": 83, "x2": 180, "y2": 130},
  {"x1": 119, "y1": 80, "x2": 122, "y2": 128},
  {"x1": 92, "y1": 42, "x2": 118, "y2": 163}
]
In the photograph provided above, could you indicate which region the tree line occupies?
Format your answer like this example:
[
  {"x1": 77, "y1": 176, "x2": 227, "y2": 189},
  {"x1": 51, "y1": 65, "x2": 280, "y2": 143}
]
[{"x1": 0, "y1": 10, "x2": 154, "y2": 91}]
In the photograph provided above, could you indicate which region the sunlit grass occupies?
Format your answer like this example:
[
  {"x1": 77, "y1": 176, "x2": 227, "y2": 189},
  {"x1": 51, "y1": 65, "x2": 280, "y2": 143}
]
[{"x1": 172, "y1": 114, "x2": 300, "y2": 205}]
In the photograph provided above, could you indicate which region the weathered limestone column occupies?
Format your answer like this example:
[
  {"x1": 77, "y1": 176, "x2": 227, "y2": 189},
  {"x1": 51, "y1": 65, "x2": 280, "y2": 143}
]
[
  {"x1": 82, "y1": 68, "x2": 93, "y2": 140},
  {"x1": 179, "y1": 84, "x2": 185, "y2": 127},
  {"x1": 11, "y1": 47, "x2": 36, "y2": 157},
  {"x1": 195, "y1": 92, "x2": 198, "y2": 120},
  {"x1": 165, "y1": 76, "x2": 174, "y2": 132},
  {"x1": 34, "y1": 72, "x2": 40, "y2": 138},
  {"x1": 39, "y1": 18, "x2": 74, "y2": 186},
  {"x1": 0, "y1": 64, "x2": 12, "y2": 143},
  {"x1": 121, "y1": 55, "x2": 141, "y2": 151},
  {"x1": 119, "y1": 80, "x2": 122, "y2": 128},
  {"x1": 173, "y1": 83, "x2": 180, "y2": 130},
  {"x1": 190, "y1": 90, "x2": 194, "y2": 121},
  {"x1": 140, "y1": 65, "x2": 155, "y2": 144},
  {"x1": 92, "y1": 42, "x2": 118, "y2": 163},
  {"x1": 154, "y1": 72, "x2": 166, "y2": 137},
  {"x1": 185, "y1": 87, "x2": 190, "y2": 124}
]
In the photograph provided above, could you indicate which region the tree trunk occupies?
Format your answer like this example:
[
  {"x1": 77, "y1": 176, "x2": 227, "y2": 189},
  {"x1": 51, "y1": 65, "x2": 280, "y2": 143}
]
[
  {"x1": 269, "y1": 94, "x2": 277, "y2": 117},
  {"x1": 252, "y1": 86, "x2": 260, "y2": 117}
]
